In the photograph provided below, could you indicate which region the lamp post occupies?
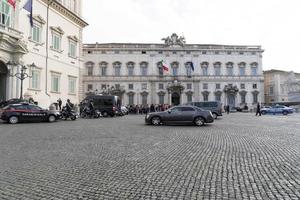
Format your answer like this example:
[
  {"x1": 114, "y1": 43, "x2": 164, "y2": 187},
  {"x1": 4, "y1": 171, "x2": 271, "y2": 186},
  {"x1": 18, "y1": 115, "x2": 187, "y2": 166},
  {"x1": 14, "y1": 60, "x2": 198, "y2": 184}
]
[{"x1": 6, "y1": 61, "x2": 37, "y2": 100}]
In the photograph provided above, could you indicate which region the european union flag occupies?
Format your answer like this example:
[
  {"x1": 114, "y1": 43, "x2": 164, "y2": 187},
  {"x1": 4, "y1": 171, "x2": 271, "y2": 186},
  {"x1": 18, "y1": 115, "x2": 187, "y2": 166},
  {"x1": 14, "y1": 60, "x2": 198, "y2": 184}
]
[
  {"x1": 23, "y1": 0, "x2": 33, "y2": 27},
  {"x1": 190, "y1": 62, "x2": 194, "y2": 71}
]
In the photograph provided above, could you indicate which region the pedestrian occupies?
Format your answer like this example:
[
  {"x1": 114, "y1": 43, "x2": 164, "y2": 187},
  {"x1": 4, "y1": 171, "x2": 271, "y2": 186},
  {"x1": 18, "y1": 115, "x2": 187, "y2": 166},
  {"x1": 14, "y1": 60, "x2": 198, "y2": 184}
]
[
  {"x1": 226, "y1": 105, "x2": 230, "y2": 114},
  {"x1": 256, "y1": 102, "x2": 261, "y2": 116},
  {"x1": 57, "y1": 98, "x2": 62, "y2": 110}
]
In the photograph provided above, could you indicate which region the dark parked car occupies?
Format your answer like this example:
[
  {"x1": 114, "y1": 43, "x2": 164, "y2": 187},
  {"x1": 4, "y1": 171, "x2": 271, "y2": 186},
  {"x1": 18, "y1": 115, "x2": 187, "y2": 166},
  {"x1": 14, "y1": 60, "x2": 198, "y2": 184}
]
[
  {"x1": 0, "y1": 103, "x2": 60, "y2": 124},
  {"x1": 186, "y1": 101, "x2": 222, "y2": 119},
  {"x1": 145, "y1": 106, "x2": 214, "y2": 126}
]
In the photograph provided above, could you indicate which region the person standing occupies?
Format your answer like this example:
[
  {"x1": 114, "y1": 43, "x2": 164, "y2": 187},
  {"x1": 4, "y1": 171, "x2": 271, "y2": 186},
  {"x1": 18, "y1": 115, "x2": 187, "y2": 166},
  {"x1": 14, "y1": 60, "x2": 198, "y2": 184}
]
[
  {"x1": 256, "y1": 102, "x2": 261, "y2": 116},
  {"x1": 226, "y1": 105, "x2": 230, "y2": 114},
  {"x1": 57, "y1": 98, "x2": 62, "y2": 110}
]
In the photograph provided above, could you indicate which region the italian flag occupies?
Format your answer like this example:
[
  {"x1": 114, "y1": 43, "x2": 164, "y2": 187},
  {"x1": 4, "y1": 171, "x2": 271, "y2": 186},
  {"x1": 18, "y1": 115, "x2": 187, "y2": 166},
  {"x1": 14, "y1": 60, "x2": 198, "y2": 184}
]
[
  {"x1": 7, "y1": 0, "x2": 16, "y2": 9},
  {"x1": 160, "y1": 60, "x2": 169, "y2": 72}
]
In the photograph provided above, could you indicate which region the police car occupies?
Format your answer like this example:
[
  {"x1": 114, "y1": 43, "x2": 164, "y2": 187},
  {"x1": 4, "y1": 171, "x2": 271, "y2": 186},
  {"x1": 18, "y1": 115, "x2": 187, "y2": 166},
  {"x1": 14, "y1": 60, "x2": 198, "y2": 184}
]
[{"x1": 0, "y1": 103, "x2": 60, "y2": 124}]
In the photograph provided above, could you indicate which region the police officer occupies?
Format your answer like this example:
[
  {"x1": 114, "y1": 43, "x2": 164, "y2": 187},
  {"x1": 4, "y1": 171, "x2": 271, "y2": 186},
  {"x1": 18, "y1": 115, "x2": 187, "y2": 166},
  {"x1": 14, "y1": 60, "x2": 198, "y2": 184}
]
[{"x1": 66, "y1": 99, "x2": 73, "y2": 112}]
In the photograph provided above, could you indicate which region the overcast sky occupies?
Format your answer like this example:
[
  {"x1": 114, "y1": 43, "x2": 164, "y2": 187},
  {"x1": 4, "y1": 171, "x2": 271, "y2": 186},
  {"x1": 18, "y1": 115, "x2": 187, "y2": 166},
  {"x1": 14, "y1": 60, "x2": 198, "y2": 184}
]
[{"x1": 82, "y1": 0, "x2": 300, "y2": 72}]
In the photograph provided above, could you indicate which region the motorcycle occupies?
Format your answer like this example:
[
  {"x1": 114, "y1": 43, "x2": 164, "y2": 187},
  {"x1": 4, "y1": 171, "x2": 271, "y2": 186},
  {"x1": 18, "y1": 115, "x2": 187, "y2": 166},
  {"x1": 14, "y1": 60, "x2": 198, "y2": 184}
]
[
  {"x1": 60, "y1": 106, "x2": 77, "y2": 120},
  {"x1": 80, "y1": 106, "x2": 101, "y2": 118}
]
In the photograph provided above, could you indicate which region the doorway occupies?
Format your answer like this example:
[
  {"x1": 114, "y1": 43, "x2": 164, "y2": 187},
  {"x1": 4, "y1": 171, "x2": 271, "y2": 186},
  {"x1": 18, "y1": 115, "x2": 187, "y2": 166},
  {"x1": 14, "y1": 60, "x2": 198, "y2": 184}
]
[
  {"x1": 171, "y1": 92, "x2": 180, "y2": 106},
  {"x1": 227, "y1": 94, "x2": 236, "y2": 108},
  {"x1": 0, "y1": 61, "x2": 8, "y2": 101}
]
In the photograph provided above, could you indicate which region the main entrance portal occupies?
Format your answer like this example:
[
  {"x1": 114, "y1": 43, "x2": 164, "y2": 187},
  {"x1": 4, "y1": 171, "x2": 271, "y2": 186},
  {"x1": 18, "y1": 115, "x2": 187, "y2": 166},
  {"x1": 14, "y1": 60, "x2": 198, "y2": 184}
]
[
  {"x1": 0, "y1": 61, "x2": 8, "y2": 101},
  {"x1": 171, "y1": 92, "x2": 180, "y2": 106}
]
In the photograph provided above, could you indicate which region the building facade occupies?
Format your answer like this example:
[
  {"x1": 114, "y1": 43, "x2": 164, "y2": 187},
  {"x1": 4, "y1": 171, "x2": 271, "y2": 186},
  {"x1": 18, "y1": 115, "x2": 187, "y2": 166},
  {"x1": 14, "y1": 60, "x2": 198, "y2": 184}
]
[
  {"x1": 0, "y1": 0, "x2": 87, "y2": 108},
  {"x1": 83, "y1": 33, "x2": 264, "y2": 109},
  {"x1": 264, "y1": 69, "x2": 300, "y2": 104}
]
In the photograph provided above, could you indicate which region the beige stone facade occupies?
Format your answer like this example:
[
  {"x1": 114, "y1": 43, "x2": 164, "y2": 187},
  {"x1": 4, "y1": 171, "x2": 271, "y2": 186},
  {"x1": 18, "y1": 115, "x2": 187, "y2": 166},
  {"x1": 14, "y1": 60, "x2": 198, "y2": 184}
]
[
  {"x1": 264, "y1": 69, "x2": 300, "y2": 104},
  {"x1": 0, "y1": 0, "x2": 87, "y2": 108}
]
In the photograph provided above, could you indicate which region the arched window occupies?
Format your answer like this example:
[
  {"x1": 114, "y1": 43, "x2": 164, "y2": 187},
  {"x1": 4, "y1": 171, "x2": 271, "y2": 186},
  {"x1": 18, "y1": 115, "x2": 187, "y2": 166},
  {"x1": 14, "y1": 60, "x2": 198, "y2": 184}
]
[
  {"x1": 213, "y1": 62, "x2": 221, "y2": 76},
  {"x1": 201, "y1": 62, "x2": 209, "y2": 76},
  {"x1": 185, "y1": 62, "x2": 192, "y2": 77},
  {"x1": 157, "y1": 62, "x2": 164, "y2": 76},
  {"x1": 113, "y1": 62, "x2": 121, "y2": 76},
  {"x1": 99, "y1": 61, "x2": 108, "y2": 76},
  {"x1": 140, "y1": 62, "x2": 148, "y2": 76},
  {"x1": 127, "y1": 62, "x2": 135, "y2": 76},
  {"x1": 250, "y1": 62, "x2": 258, "y2": 75},
  {"x1": 238, "y1": 62, "x2": 246, "y2": 76},
  {"x1": 171, "y1": 62, "x2": 179, "y2": 76},
  {"x1": 226, "y1": 62, "x2": 234, "y2": 76},
  {"x1": 85, "y1": 62, "x2": 94, "y2": 76}
]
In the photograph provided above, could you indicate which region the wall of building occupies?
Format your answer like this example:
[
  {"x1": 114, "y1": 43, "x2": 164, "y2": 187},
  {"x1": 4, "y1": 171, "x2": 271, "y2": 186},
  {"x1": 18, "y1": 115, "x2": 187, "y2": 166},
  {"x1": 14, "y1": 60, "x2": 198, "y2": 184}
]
[
  {"x1": 0, "y1": 0, "x2": 87, "y2": 108},
  {"x1": 82, "y1": 41, "x2": 264, "y2": 109}
]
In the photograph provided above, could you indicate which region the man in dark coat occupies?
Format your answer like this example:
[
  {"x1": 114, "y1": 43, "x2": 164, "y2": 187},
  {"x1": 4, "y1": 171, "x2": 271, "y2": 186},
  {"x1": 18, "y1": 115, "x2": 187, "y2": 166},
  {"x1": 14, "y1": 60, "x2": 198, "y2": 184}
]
[
  {"x1": 57, "y1": 98, "x2": 62, "y2": 110},
  {"x1": 256, "y1": 103, "x2": 261, "y2": 116}
]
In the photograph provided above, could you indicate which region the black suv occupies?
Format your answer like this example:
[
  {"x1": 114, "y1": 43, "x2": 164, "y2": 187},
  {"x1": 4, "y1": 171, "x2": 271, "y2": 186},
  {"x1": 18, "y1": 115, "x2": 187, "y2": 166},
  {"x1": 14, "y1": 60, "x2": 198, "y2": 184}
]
[
  {"x1": 0, "y1": 103, "x2": 59, "y2": 124},
  {"x1": 187, "y1": 101, "x2": 222, "y2": 119}
]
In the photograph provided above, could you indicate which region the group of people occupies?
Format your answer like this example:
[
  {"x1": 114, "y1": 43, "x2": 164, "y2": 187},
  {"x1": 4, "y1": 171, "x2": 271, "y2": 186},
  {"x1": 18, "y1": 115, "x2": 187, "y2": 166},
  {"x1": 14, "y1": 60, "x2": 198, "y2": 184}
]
[
  {"x1": 127, "y1": 104, "x2": 172, "y2": 114},
  {"x1": 56, "y1": 98, "x2": 74, "y2": 112}
]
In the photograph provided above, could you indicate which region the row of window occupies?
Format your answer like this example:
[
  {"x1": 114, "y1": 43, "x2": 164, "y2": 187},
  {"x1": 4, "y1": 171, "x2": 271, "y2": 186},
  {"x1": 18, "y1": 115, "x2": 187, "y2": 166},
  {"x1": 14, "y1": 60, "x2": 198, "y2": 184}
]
[
  {"x1": 87, "y1": 83, "x2": 258, "y2": 91},
  {"x1": 0, "y1": 1, "x2": 78, "y2": 59},
  {"x1": 87, "y1": 50, "x2": 257, "y2": 56},
  {"x1": 31, "y1": 23, "x2": 77, "y2": 58},
  {"x1": 125, "y1": 92, "x2": 258, "y2": 105},
  {"x1": 86, "y1": 61, "x2": 259, "y2": 76},
  {"x1": 30, "y1": 70, "x2": 77, "y2": 94}
]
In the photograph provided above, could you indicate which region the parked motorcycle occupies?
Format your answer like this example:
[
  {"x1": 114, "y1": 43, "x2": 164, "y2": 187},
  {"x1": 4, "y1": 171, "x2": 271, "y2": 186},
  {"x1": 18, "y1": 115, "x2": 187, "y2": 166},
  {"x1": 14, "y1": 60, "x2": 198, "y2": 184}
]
[
  {"x1": 80, "y1": 106, "x2": 101, "y2": 118},
  {"x1": 60, "y1": 106, "x2": 77, "y2": 120}
]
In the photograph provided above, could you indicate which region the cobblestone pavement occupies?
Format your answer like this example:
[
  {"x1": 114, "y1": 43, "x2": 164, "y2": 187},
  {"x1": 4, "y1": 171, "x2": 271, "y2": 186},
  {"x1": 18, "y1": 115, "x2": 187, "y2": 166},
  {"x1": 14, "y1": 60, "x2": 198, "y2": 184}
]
[{"x1": 0, "y1": 113, "x2": 299, "y2": 200}]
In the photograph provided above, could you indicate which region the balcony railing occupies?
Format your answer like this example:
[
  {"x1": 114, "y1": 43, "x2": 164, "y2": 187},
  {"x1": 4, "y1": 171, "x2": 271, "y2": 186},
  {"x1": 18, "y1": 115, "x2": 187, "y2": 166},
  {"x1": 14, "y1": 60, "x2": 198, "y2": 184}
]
[{"x1": 0, "y1": 24, "x2": 23, "y2": 38}]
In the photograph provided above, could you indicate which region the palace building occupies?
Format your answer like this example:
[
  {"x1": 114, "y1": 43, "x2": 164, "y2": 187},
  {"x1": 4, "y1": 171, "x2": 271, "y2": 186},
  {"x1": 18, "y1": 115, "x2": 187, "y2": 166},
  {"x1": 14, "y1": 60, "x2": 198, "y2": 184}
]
[
  {"x1": 83, "y1": 33, "x2": 264, "y2": 109},
  {"x1": 0, "y1": 0, "x2": 88, "y2": 107}
]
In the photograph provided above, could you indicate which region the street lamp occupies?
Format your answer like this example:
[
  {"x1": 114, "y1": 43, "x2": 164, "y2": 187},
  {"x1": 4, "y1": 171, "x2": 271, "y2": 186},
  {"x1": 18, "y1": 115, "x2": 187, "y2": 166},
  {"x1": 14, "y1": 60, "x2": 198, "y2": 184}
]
[{"x1": 6, "y1": 61, "x2": 37, "y2": 100}]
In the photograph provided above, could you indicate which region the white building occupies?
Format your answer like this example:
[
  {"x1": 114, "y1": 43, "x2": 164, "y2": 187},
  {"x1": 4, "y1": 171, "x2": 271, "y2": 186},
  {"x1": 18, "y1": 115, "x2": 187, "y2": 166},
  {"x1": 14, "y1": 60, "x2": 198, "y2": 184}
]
[
  {"x1": 83, "y1": 33, "x2": 264, "y2": 110},
  {"x1": 264, "y1": 69, "x2": 300, "y2": 103},
  {"x1": 0, "y1": 0, "x2": 88, "y2": 108}
]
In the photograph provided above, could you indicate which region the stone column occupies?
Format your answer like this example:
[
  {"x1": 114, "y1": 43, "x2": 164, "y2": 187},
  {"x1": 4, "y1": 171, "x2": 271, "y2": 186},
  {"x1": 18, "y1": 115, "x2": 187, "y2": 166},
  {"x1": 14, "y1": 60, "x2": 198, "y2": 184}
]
[
  {"x1": 194, "y1": 81, "x2": 200, "y2": 101},
  {"x1": 150, "y1": 81, "x2": 155, "y2": 104}
]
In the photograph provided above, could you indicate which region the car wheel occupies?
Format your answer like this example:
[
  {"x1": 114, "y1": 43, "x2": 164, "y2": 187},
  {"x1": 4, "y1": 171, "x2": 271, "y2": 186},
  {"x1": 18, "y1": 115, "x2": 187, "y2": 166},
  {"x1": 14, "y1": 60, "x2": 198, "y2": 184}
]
[
  {"x1": 48, "y1": 115, "x2": 56, "y2": 122},
  {"x1": 80, "y1": 112, "x2": 87, "y2": 118},
  {"x1": 212, "y1": 113, "x2": 218, "y2": 119},
  {"x1": 71, "y1": 115, "x2": 77, "y2": 120},
  {"x1": 194, "y1": 117, "x2": 205, "y2": 126},
  {"x1": 151, "y1": 116, "x2": 161, "y2": 125},
  {"x1": 102, "y1": 111, "x2": 108, "y2": 117},
  {"x1": 261, "y1": 111, "x2": 266, "y2": 115},
  {"x1": 282, "y1": 111, "x2": 288, "y2": 115},
  {"x1": 9, "y1": 116, "x2": 19, "y2": 124}
]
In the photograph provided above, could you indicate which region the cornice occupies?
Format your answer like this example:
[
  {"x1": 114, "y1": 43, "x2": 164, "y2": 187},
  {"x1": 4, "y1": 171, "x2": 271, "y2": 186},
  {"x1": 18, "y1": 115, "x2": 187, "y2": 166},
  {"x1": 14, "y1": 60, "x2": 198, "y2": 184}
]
[
  {"x1": 83, "y1": 43, "x2": 264, "y2": 53},
  {"x1": 40, "y1": 0, "x2": 88, "y2": 28}
]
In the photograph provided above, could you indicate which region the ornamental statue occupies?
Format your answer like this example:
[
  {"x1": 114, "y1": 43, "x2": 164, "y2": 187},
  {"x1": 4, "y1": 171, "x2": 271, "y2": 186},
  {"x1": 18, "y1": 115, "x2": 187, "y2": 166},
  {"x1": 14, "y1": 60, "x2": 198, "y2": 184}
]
[{"x1": 162, "y1": 33, "x2": 186, "y2": 47}]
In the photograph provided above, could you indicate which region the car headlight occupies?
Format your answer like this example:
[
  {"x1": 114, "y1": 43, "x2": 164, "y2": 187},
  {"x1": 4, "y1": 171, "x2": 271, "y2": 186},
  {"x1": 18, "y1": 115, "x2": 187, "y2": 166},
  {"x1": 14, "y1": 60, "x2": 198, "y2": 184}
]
[{"x1": 146, "y1": 114, "x2": 150, "y2": 119}]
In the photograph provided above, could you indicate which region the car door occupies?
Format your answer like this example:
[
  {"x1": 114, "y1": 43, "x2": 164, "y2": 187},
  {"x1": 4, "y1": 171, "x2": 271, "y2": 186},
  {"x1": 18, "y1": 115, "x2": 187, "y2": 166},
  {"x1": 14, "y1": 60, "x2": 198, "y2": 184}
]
[
  {"x1": 165, "y1": 107, "x2": 183, "y2": 122},
  {"x1": 274, "y1": 105, "x2": 282, "y2": 114},
  {"x1": 15, "y1": 105, "x2": 31, "y2": 122},
  {"x1": 27, "y1": 105, "x2": 47, "y2": 122},
  {"x1": 181, "y1": 107, "x2": 196, "y2": 122}
]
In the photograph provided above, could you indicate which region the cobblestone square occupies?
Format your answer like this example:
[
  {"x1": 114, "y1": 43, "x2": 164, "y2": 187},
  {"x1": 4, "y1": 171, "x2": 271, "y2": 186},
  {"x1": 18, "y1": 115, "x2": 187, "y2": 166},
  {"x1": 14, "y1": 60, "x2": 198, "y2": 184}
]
[{"x1": 0, "y1": 113, "x2": 299, "y2": 199}]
